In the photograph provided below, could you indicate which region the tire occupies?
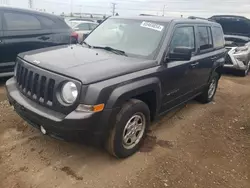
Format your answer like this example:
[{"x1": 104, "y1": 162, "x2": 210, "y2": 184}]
[
  {"x1": 196, "y1": 72, "x2": 219, "y2": 104},
  {"x1": 238, "y1": 66, "x2": 249, "y2": 77},
  {"x1": 106, "y1": 99, "x2": 150, "y2": 158}
]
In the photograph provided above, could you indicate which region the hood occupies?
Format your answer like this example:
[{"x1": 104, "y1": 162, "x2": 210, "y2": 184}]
[
  {"x1": 18, "y1": 45, "x2": 157, "y2": 84},
  {"x1": 224, "y1": 34, "x2": 250, "y2": 47},
  {"x1": 210, "y1": 15, "x2": 250, "y2": 37}
]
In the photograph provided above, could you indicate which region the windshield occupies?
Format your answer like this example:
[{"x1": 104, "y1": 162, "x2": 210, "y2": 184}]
[{"x1": 85, "y1": 18, "x2": 168, "y2": 58}]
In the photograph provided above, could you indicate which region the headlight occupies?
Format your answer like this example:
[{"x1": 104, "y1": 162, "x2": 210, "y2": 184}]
[
  {"x1": 61, "y1": 82, "x2": 78, "y2": 104},
  {"x1": 235, "y1": 46, "x2": 249, "y2": 53}
]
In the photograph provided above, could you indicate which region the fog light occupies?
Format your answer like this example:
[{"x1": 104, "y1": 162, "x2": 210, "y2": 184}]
[{"x1": 40, "y1": 126, "x2": 47, "y2": 135}]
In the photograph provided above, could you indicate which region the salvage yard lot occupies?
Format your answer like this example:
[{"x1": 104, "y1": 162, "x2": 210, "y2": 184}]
[{"x1": 0, "y1": 75, "x2": 250, "y2": 188}]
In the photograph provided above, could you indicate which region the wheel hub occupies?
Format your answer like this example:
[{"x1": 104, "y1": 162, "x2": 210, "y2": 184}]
[
  {"x1": 122, "y1": 113, "x2": 146, "y2": 149},
  {"x1": 208, "y1": 79, "x2": 216, "y2": 99}
]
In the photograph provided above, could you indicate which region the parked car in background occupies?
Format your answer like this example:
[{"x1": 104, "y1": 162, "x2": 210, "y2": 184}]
[
  {"x1": 6, "y1": 16, "x2": 225, "y2": 158},
  {"x1": 71, "y1": 21, "x2": 98, "y2": 43},
  {"x1": 0, "y1": 6, "x2": 77, "y2": 78},
  {"x1": 210, "y1": 15, "x2": 250, "y2": 76}
]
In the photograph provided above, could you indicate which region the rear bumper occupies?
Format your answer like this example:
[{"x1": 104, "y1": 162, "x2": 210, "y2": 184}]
[{"x1": 6, "y1": 78, "x2": 118, "y2": 142}]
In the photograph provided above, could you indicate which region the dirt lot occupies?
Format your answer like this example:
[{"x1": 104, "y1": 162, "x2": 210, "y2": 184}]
[{"x1": 0, "y1": 75, "x2": 250, "y2": 188}]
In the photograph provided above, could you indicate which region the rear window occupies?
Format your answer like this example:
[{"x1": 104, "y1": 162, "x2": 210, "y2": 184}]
[
  {"x1": 197, "y1": 26, "x2": 213, "y2": 50},
  {"x1": 212, "y1": 27, "x2": 225, "y2": 49},
  {"x1": 4, "y1": 12, "x2": 41, "y2": 30}
]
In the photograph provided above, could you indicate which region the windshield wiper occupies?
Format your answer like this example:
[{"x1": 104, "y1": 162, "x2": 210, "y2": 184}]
[
  {"x1": 92, "y1": 46, "x2": 127, "y2": 56},
  {"x1": 82, "y1": 41, "x2": 91, "y2": 48}
]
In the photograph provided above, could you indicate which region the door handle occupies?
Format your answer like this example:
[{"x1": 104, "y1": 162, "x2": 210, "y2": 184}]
[
  {"x1": 190, "y1": 62, "x2": 199, "y2": 68},
  {"x1": 211, "y1": 56, "x2": 218, "y2": 60},
  {"x1": 38, "y1": 36, "x2": 50, "y2": 41},
  {"x1": 0, "y1": 39, "x2": 2, "y2": 43}
]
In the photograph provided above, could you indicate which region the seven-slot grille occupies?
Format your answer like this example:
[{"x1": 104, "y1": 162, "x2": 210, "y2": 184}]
[{"x1": 15, "y1": 61, "x2": 55, "y2": 106}]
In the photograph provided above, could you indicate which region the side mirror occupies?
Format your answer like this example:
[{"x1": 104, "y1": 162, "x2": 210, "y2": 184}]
[{"x1": 168, "y1": 47, "x2": 193, "y2": 61}]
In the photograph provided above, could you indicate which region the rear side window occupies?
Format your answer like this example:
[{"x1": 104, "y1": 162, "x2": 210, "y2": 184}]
[
  {"x1": 170, "y1": 26, "x2": 195, "y2": 52},
  {"x1": 197, "y1": 26, "x2": 213, "y2": 50},
  {"x1": 0, "y1": 13, "x2": 2, "y2": 30},
  {"x1": 212, "y1": 27, "x2": 225, "y2": 49},
  {"x1": 38, "y1": 16, "x2": 55, "y2": 28},
  {"x1": 89, "y1": 23, "x2": 98, "y2": 30},
  {"x1": 77, "y1": 23, "x2": 90, "y2": 30},
  {"x1": 4, "y1": 12, "x2": 41, "y2": 30}
]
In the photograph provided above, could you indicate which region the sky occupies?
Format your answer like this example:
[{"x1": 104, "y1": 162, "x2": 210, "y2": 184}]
[{"x1": 2, "y1": 0, "x2": 250, "y2": 18}]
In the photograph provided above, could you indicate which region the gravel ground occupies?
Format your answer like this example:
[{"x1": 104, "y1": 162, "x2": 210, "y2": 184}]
[{"x1": 0, "y1": 74, "x2": 250, "y2": 188}]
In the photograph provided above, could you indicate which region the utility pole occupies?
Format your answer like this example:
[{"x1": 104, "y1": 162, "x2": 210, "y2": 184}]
[
  {"x1": 111, "y1": 3, "x2": 116, "y2": 16},
  {"x1": 28, "y1": 0, "x2": 33, "y2": 9},
  {"x1": 162, "y1": 5, "x2": 166, "y2": 16},
  {"x1": 70, "y1": 0, "x2": 73, "y2": 16}
]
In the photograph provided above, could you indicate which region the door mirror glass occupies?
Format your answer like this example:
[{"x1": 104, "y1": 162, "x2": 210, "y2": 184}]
[{"x1": 168, "y1": 47, "x2": 192, "y2": 61}]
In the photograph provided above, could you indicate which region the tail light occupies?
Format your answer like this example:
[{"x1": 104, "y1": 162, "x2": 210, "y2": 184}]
[{"x1": 71, "y1": 31, "x2": 79, "y2": 40}]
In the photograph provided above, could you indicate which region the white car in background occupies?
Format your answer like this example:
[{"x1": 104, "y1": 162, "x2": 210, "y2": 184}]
[{"x1": 71, "y1": 21, "x2": 98, "y2": 43}]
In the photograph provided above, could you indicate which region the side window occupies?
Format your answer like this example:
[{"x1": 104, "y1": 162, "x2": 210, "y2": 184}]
[
  {"x1": 4, "y1": 12, "x2": 41, "y2": 30},
  {"x1": 197, "y1": 26, "x2": 213, "y2": 50},
  {"x1": 89, "y1": 23, "x2": 98, "y2": 30},
  {"x1": 0, "y1": 13, "x2": 2, "y2": 30},
  {"x1": 38, "y1": 16, "x2": 55, "y2": 28},
  {"x1": 212, "y1": 27, "x2": 225, "y2": 49},
  {"x1": 170, "y1": 26, "x2": 195, "y2": 52},
  {"x1": 77, "y1": 23, "x2": 90, "y2": 30}
]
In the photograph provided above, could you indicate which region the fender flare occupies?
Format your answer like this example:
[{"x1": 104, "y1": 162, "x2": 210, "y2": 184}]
[{"x1": 106, "y1": 77, "x2": 162, "y2": 111}]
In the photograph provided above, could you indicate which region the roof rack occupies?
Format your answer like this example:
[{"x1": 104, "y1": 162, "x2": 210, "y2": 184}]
[{"x1": 188, "y1": 16, "x2": 215, "y2": 22}]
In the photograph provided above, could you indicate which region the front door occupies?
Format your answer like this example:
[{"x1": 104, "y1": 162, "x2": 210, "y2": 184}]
[
  {"x1": 2, "y1": 10, "x2": 46, "y2": 64},
  {"x1": 159, "y1": 25, "x2": 198, "y2": 113}
]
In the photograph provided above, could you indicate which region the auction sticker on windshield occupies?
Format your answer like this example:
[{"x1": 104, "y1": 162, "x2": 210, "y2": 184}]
[{"x1": 140, "y1": 21, "x2": 164, "y2": 31}]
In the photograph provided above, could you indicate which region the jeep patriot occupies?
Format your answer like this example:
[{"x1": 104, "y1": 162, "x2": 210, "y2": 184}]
[{"x1": 6, "y1": 16, "x2": 226, "y2": 158}]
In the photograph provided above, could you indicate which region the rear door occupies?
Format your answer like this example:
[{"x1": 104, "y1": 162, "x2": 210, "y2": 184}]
[
  {"x1": 0, "y1": 10, "x2": 4, "y2": 64},
  {"x1": 191, "y1": 25, "x2": 215, "y2": 89},
  {"x1": 0, "y1": 10, "x2": 14, "y2": 75},
  {"x1": 2, "y1": 10, "x2": 49, "y2": 64},
  {"x1": 50, "y1": 17, "x2": 72, "y2": 45}
]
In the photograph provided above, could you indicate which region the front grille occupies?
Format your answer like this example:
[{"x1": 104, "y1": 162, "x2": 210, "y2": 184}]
[
  {"x1": 14, "y1": 58, "x2": 81, "y2": 114},
  {"x1": 16, "y1": 60, "x2": 55, "y2": 107},
  {"x1": 225, "y1": 54, "x2": 234, "y2": 65}
]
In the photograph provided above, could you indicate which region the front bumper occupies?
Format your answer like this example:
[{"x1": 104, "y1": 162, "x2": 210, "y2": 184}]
[
  {"x1": 6, "y1": 78, "x2": 117, "y2": 142},
  {"x1": 224, "y1": 47, "x2": 250, "y2": 71}
]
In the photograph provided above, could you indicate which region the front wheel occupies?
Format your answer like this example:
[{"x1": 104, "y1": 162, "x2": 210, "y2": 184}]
[
  {"x1": 196, "y1": 73, "x2": 219, "y2": 104},
  {"x1": 238, "y1": 65, "x2": 249, "y2": 77},
  {"x1": 106, "y1": 99, "x2": 150, "y2": 158}
]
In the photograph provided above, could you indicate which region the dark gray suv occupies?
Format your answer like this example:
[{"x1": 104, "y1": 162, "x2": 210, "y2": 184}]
[
  {"x1": 6, "y1": 16, "x2": 226, "y2": 158},
  {"x1": 0, "y1": 6, "x2": 77, "y2": 78}
]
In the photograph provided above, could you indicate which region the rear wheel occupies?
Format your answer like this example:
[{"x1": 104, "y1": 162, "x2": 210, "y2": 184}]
[
  {"x1": 196, "y1": 72, "x2": 219, "y2": 104},
  {"x1": 106, "y1": 99, "x2": 150, "y2": 158}
]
